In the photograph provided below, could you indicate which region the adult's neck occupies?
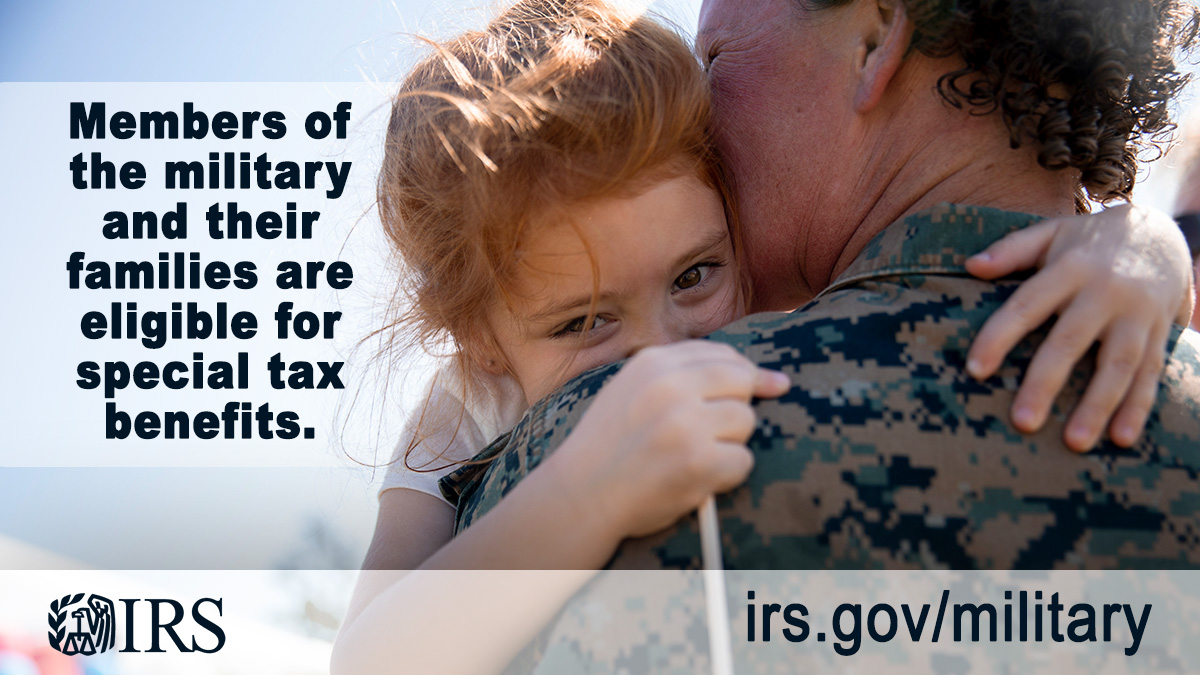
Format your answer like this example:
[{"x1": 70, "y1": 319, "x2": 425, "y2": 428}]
[{"x1": 824, "y1": 118, "x2": 1079, "y2": 289}]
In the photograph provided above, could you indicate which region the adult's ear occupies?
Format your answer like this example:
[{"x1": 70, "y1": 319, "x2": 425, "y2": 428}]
[{"x1": 854, "y1": 0, "x2": 915, "y2": 113}]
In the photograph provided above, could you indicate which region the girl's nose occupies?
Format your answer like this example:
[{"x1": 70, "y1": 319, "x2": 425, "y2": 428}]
[{"x1": 623, "y1": 321, "x2": 687, "y2": 359}]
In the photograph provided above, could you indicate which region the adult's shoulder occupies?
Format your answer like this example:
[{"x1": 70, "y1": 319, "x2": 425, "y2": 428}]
[{"x1": 615, "y1": 282, "x2": 1200, "y2": 569}]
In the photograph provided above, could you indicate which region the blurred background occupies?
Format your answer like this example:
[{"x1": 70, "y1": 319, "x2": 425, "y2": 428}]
[{"x1": 0, "y1": 0, "x2": 1196, "y2": 673}]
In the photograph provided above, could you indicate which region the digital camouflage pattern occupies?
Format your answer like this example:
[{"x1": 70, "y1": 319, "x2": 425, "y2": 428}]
[{"x1": 441, "y1": 203, "x2": 1200, "y2": 571}]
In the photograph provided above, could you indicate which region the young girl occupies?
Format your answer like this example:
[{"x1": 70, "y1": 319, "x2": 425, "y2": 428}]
[{"x1": 334, "y1": 0, "x2": 1194, "y2": 671}]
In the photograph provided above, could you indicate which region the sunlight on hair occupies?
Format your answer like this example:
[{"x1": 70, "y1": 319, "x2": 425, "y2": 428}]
[{"x1": 371, "y1": 0, "x2": 738, "y2": 472}]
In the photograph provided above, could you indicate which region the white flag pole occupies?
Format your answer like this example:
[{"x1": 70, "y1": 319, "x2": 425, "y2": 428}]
[{"x1": 699, "y1": 495, "x2": 734, "y2": 675}]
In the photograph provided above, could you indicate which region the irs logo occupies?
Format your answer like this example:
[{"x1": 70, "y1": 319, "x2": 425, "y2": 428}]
[
  {"x1": 48, "y1": 593, "x2": 116, "y2": 655},
  {"x1": 45, "y1": 592, "x2": 224, "y2": 654}
]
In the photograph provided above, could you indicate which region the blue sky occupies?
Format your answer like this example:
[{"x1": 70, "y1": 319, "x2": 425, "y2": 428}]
[
  {"x1": 0, "y1": 0, "x2": 700, "y2": 81},
  {"x1": 1, "y1": 0, "x2": 450, "y2": 81}
]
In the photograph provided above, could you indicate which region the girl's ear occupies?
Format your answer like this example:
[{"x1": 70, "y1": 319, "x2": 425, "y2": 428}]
[
  {"x1": 480, "y1": 357, "x2": 506, "y2": 375},
  {"x1": 464, "y1": 336, "x2": 508, "y2": 376}
]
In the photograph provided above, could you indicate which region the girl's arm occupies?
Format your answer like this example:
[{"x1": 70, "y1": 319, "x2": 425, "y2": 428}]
[
  {"x1": 966, "y1": 204, "x2": 1194, "y2": 451},
  {"x1": 353, "y1": 366, "x2": 487, "y2": 573},
  {"x1": 333, "y1": 341, "x2": 790, "y2": 675},
  {"x1": 336, "y1": 464, "x2": 609, "y2": 675},
  {"x1": 360, "y1": 490, "x2": 455, "y2": 571}
]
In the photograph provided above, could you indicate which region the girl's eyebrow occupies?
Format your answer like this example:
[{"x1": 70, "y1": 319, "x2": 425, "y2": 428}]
[
  {"x1": 527, "y1": 292, "x2": 600, "y2": 323},
  {"x1": 671, "y1": 228, "x2": 731, "y2": 270},
  {"x1": 525, "y1": 228, "x2": 731, "y2": 323}
]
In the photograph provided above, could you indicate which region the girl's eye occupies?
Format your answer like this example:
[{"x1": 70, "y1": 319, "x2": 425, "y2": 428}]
[
  {"x1": 555, "y1": 315, "x2": 611, "y2": 337},
  {"x1": 676, "y1": 266, "x2": 703, "y2": 290},
  {"x1": 674, "y1": 263, "x2": 722, "y2": 291}
]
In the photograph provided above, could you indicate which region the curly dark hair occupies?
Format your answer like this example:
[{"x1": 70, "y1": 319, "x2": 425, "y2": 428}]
[{"x1": 808, "y1": 0, "x2": 1200, "y2": 208}]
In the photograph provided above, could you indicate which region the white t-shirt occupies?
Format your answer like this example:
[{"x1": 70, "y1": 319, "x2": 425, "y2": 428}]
[{"x1": 379, "y1": 361, "x2": 526, "y2": 506}]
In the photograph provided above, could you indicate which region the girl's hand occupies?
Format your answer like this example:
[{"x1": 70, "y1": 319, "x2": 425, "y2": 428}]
[
  {"x1": 550, "y1": 340, "x2": 790, "y2": 541},
  {"x1": 965, "y1": 204, "x2": 1194, "y2": 452}
]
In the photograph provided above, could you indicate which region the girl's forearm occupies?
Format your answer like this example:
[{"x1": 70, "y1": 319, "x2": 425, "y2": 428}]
[
  {"x1": 418, "y1": 446, "x2": 623, "y2": 570},
  {"x1": 333, "y1": 448, "x2": 624, "y2": 675},
  {"x1": 332, "y1": 568, "x2": 594, "y2": 675}
]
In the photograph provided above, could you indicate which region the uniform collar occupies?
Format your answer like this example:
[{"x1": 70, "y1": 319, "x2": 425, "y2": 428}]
[{"x1": 818, "y1": 203, "x2": 1042, "y2": 298}]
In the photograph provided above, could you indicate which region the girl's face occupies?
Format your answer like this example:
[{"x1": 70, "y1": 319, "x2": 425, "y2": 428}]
[{"x1": 487, "y1": 172, "x2": 743, "y2": 405}]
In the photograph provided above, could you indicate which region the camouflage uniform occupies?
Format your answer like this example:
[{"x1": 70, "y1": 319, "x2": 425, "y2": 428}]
[{"x1": 442, "y1": 203, "x2": 1200, "y2": 571}]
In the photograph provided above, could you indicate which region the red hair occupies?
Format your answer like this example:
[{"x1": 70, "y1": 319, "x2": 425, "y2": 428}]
[{"x1": 374, "y1": 0, "x2": 738, "y2": 468}]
